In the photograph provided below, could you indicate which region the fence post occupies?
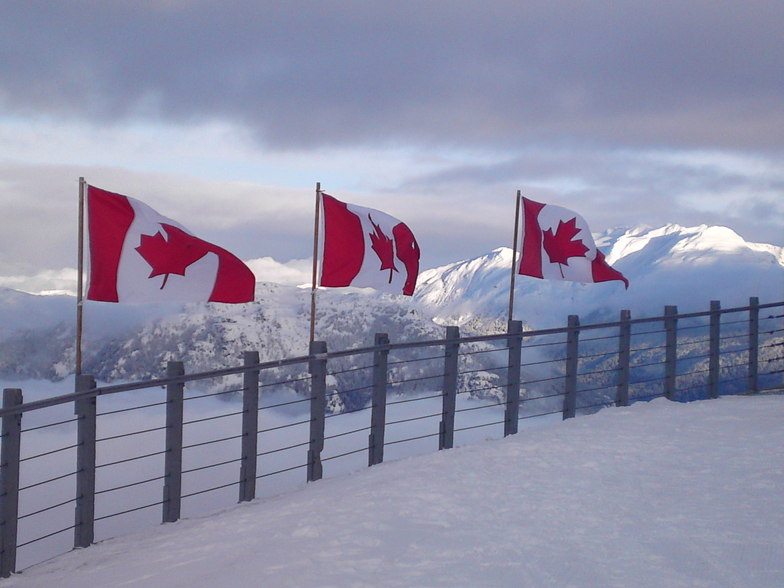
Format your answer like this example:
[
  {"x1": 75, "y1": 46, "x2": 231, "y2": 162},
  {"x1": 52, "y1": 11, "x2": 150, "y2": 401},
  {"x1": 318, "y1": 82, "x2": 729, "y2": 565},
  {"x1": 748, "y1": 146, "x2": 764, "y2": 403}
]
[
  {"x1": 239, "y1": 351, "x2": 260, "y2": 503},
  {"x1": 616, "y1": 310, "x2": 631, "y2": 407},
  {"x1": 162, "y1": 361, "x2": 184, "y2": 523},
  {"x1": 308, "y1": 341, "x2": 327, "y2": 482},
  {"x1": 563, "y1": 315, "x2": 580, "y2": 419},
  {"x1": 504, "y1": 320, "x2": 523, "y2": 437},
  {"x1": 709, "y1": 300, "x2": 721, "y2": 399},
  {"x1": 664, "y1": 305, "x2": 678, "y2": 400},
  {"x1": 74, "y1": 374, "x2": 96, "y2": 549},
  {"x1": 439, "y1": 326, "x2": 459, "y2": 450},
  {"x1": 368, "y1": 333, "x2": 389, "y2": 466},
  {"x1": 748, "y1": 297, "x2": 759, "y2": 394},
  {"x1": 1, "y1": 388, "x2": 23, "y2": 578}
]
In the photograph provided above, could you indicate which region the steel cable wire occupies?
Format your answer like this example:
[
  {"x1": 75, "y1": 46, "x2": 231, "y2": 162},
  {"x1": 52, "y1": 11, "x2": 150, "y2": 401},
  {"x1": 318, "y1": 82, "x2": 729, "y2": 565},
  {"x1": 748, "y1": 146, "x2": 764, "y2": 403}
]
[
  {"x1": 519, "y1": 408, "x2": 563, "y2": 420},
  {"x1": 22, "y1": 417, "x2": 79, "y2": 433},
  {"x1": 182, "y1": 457, "x2": 242, "y2": 475},
  {"x1": 258, "y1": 417, "x2": 312, "y2": 434},
  {"x1": 259, "y1": 375, "x2": 311, "y2": 389},
  {"x1": 183, "y1": 410, "x2": 243, "y2": 426},
  {"x1": 387, "y1": 392, "x2": 444, "y2": 406},
  {"x1": 20, "y1": 443, "x2": 79, "y2": 463},
  {"x1": 18, "y1": 470, "x2": 77, "y2": 492},
  {"x1": 98, "y1": 400, "x2": 167, "y2": 416},
  {"x1": 387, "y1": 372, "x2": 445, "y2": 387},
  {"x1": 257, "y1": 462, "x2": 308, "y2": 479},
  {"x1": 325, "y1": 405, "x2": 372, "y2": 419},
  {"x1": 322, "y1": 446, "x2": 368, "y2": 462},
  {"x1": 457, "y1": 347, "x2": 506, "y2": 358},
  {"x1": 385, "y1": 431, "x2": 440, "y2": 446},
  {"x1": 98, "y1": 449, "x2": 167, "y2": 469},
  {"x1": 454, "y1": 419, "x2": 504, "y2": 433},
  {"x1": 183, "y1": 387, "x2": 244, "y2": 401},
  {"x1": 455, "y1": 402, "x2": 502, "y2": 414},
  {"x1": 181, "y1": 479, "x2": 240, "y2": 500},
  {"x1": 18, "y1": 497, "x2": 77, "y2": 520},
  {"x1": 182, "y1": 433, "x2": 243, "y2": 451},
  {"x1": 95, "y1": 475, "x2": 166, "y2": 495},
  {"x1": 97, "y1": 424, "x2": 167, "y2": 443},
  {"x1": 16, "y1": 525, "x2": 77, "y2": 549},
  {"x1": 388, "y1": 354, "x2": 444, "y2": 366},
  {"x1": 94, "y1": 500, "x2": 164, "y2": 522},
  {"x1": 324, "y1": 425, "x2": 371, "y2": 441},
  {"x1": 386, "y1": 411, "x2": 442, "y2": 427},
  {"x1": 327, "y1": 364, "x2": 374, "y2": 376},
  {"x1": 258, "y1": 395, "x2": 313, "y2": 411},
  {"x1": 257, "y1": 440, "x2": 310, "y2": 457}
]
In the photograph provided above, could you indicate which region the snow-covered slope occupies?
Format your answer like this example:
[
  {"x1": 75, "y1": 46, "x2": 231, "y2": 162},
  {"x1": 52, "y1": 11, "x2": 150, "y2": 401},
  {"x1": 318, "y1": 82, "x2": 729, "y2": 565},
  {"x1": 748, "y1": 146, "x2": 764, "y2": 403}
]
[
  {"x1": 86, "y1": 284, "x2": 461, "y2": 394},
  {"x1": 416, "y1": 223, "x2": 784, "y2": 326},
  {"x1": 0, "y1": 283, "x2": 445, "y2": 379},
  {"x1": 5, "y1": 395, "x2": 784, "y2": 587}
]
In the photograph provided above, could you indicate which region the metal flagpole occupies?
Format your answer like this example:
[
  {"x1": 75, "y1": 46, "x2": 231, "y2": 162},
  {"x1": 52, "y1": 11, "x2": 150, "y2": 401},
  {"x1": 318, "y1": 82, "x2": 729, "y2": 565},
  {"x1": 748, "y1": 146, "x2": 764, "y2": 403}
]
[
  {"x1": 75, "y1": 177, "x2": 86, "y2": 376},
  {"x1": 507, "y1": 190, "x2": 521, "y2": 324},
  {"x1": 309, "y1": 182, "x2": 322, "y2": 344}
]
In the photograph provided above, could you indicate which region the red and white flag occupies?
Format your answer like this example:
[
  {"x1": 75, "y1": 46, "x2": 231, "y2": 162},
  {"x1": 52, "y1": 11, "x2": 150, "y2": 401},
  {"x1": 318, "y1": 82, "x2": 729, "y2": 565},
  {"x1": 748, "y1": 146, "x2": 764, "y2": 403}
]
[
  {"x1": 517, "y1": 196, "x2": 628, "y2": 288},
  {"x1": 319, "y1": 193, "x2": 420, "y2": 296},
  {"x1": 86, "y1": 185, "x2": 255, "y2": 303}
]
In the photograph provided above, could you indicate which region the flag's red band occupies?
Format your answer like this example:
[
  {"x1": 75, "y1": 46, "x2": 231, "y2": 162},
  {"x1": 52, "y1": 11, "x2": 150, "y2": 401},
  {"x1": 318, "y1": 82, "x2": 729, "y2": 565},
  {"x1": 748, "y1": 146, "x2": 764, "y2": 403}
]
[
  {"x1": 320, "y1": 193, "x2": 365, "y2": 287},
  {"x1": 86, "y1": 186, "x2": 134, "y2": 302},
  {"x1": 518, "y1": 197, "x2": 545, "y2": 278}
]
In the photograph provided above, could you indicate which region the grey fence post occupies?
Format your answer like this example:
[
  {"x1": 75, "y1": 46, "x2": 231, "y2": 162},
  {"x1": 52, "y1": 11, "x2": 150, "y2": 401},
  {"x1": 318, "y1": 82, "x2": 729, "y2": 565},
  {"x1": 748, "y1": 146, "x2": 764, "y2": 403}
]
[
  {"x1": 162, "y1": 361, "x2": 184, "y2": 523},
  {"x1": 616, "y1": 310, "x2": 631, "y2": 407},
  {"x1": 563, "y1": 315, "x2": 580, "y2": 419},
  {"x1": 1, "y1": 388, "x2": 23, "y2": 578},
  {"x1": 664, "y1": 305, "x2": 678, "y2": 400},
  {"x1": 709, "y1": 300, "x2": 721, "y2": 399},
  {"x1": 74, "y1": 374, "x2": 97, "y2": 549},
  {"x1": 439, "y1": 326, "x2": 459, "y2": 450},
  {"x1": 308, "y1": 341, "x2": 327, "y2": 482},
  {"x1": 748, "y1": 297, "x2": 759, "y2": 394},
  {"x1": 504, "y1": 320, "x2": 523, "y2": 437},
  {"x1": 239, "y1": 351, "x2": 260, "y2": 503},
  {"x1": 368, "y1": 333, "x2": 389, "y2": 466}
]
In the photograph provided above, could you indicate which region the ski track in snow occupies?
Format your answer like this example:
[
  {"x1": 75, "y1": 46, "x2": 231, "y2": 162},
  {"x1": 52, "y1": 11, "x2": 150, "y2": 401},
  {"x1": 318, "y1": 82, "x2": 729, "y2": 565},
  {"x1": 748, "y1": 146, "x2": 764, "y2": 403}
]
[{"x1": 5, "y1": 395, "x2": 784, "y2": 587}]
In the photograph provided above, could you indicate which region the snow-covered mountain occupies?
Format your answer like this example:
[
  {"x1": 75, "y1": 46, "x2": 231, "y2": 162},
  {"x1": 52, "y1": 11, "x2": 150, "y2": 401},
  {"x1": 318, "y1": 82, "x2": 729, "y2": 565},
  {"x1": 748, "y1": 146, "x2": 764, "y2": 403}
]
[
  {"x1": 416, "y1": 223, "x2": 784, "y2": 327},
  {"x1": 0, "y1": 223, "x2": 781, "y2": 384},
  {"x1": 0, "y1": 283, "x2": 506, "y2": 408}
]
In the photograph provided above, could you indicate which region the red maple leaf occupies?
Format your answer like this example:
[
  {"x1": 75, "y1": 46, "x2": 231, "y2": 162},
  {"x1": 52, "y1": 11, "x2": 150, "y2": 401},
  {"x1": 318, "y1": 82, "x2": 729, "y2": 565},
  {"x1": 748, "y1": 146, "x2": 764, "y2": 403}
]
[
  {"x1": 542, "y1": 217, "x2": 589, "y2": 277},
  {"x1": 135, "y1": 224, "x2": 210, "y2": 289},
  {"x1": 368, "y1": 215, "x2": 398, "y2": 283}
]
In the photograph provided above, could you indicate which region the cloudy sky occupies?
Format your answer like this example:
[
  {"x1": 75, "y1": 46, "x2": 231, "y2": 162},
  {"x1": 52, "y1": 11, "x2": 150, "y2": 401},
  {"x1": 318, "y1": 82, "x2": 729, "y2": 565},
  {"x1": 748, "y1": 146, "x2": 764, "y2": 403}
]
[{"x1": 1, "y1": 1, "x2": 782, "y2": 292}]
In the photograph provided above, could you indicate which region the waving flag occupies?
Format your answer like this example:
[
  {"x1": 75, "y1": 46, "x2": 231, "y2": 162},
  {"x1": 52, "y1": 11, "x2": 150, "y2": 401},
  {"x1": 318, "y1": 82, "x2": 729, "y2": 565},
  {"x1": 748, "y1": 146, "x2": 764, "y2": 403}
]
[
  {"x1": 86, "y1": 185, "x2": 255, "y2": 303},
  {"x1": 319, "y1": 193, "x2": 420, "y2": 296},
  {"x1": 517, "y1": 197, "x2": 628, "y2": 288}
]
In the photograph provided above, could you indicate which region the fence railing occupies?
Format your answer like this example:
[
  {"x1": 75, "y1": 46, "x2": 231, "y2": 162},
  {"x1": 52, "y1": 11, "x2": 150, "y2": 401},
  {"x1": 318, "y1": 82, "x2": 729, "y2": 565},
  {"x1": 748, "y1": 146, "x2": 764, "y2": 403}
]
[{"x1": 1, "y1": 297, "x2": 782, "y2": 576}]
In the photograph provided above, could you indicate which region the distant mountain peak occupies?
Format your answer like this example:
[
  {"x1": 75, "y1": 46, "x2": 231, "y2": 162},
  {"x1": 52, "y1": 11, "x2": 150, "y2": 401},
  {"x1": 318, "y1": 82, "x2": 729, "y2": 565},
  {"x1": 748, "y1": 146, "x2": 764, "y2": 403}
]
[{"x1": 415, "y1": 223, "x2": 783, "y2": 327}]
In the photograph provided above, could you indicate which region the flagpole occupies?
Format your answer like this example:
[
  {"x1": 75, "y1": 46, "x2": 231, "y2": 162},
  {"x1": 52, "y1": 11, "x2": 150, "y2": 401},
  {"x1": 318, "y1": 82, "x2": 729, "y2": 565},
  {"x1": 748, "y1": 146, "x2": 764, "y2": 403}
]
[
  {"x1": 76, "y1": 177, "x2": 86, "y2": 376},
  {"x1": 507, "y1": 189, "x2": 521, "y2": 324},
  {"x1": 309, "y1": 182, "x2": 322, "y2": 344}
]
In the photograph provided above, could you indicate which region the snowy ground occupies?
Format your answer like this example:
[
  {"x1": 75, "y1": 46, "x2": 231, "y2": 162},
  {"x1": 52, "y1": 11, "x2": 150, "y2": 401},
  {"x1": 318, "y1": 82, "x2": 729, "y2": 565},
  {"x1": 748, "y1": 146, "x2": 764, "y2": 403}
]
[{"x1": 5, "y1": 394, "x2": 783, "y2": 587}]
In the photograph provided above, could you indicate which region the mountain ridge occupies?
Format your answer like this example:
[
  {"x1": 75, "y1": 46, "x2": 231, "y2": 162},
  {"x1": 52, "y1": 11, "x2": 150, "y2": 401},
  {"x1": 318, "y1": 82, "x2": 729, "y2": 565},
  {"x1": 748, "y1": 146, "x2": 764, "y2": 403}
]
[
  {"x1": 416, "y1": 223, "x2": 783, "y2": 326},
  {"x1": 0, "y1": 223, "x2": 781, "y2": 382}
]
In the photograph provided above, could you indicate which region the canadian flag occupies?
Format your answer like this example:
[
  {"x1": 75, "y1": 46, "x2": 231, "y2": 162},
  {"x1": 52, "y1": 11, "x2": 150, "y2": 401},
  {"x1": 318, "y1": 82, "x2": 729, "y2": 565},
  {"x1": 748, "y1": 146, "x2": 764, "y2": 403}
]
[
  {"x1": 86, "y1": 185, "x2": 255, "y2": 303},
  {"x1": 319, "y1": 193, "x2": 420, "y2": 296},
  {"x1": 517, "y1": 196, "x2": 629, "y2": 288}
]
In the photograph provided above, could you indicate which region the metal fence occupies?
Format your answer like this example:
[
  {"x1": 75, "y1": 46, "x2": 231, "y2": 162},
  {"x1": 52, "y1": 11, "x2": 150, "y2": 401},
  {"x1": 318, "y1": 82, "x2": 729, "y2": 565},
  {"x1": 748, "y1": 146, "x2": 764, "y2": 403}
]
[{"x1": 1, "y1": 297, "x2": 782, "y2": 576}]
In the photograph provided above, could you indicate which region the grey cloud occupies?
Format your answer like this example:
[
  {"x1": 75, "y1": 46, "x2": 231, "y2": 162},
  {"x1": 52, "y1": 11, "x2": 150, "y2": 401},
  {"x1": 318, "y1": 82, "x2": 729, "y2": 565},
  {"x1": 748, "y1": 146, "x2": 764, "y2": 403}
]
[
  {"x1": 2, "y1": 1, "x2": 782, "y2": 151},
  {"x1": 390, "y1": 146, "x2": 784, "y2": 245}
]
